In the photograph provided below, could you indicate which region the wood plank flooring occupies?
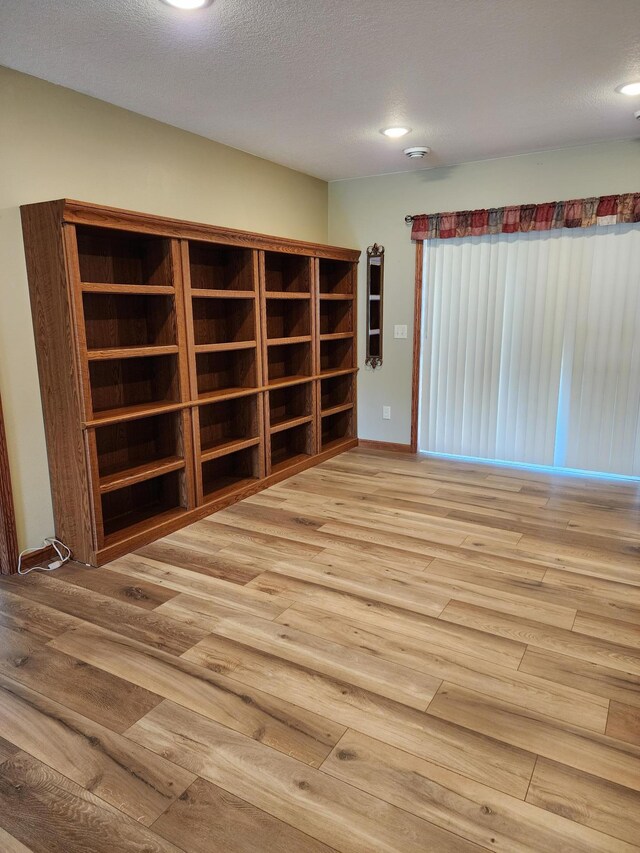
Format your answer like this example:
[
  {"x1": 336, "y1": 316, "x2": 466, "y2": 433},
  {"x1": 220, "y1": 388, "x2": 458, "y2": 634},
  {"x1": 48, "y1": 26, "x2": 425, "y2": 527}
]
[{"x1": 0, "y1": 447, "x2": 639, "y2": 852}]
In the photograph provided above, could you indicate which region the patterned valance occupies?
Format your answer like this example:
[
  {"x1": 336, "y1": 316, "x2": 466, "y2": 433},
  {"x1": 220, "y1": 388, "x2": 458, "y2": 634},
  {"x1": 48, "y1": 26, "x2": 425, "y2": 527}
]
[{"x1": 410, "y1": 193, "x2": 640, "y2": 241}]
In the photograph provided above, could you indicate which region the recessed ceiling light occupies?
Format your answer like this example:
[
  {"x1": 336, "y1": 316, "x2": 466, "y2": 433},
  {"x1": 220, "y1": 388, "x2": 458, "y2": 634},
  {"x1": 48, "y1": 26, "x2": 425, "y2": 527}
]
[
  {"x1": 616, "y1": 81, "x2": 640, "y2": 96},
  {"x1": 161, "y1": 0, "x2": 212, "y2": 9},
  {"x1": 381, "y1": 127, "x2": 412, "y2": 138}
]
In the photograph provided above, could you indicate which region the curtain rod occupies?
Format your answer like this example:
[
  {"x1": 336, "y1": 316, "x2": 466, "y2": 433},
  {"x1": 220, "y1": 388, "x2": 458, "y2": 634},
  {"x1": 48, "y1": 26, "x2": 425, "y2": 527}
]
[{"x1": 404, "y1": 215, "x2": 417, "y2": 223}]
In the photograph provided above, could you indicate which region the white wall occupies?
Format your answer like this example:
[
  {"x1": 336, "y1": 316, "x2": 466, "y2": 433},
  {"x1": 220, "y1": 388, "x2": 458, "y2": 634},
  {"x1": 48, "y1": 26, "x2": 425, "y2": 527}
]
[
  {"x1": 0, "y1": 66, "x2": 328, "y2": 552},
  {"x1": 328, "y1": 140, "x2": 640, "y2": 445}
]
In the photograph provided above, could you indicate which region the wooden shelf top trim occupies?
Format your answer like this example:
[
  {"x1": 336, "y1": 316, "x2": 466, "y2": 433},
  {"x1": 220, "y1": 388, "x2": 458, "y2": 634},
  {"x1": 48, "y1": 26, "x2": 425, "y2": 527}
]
[
  {"x1": 200, "y1": 435, "x2": 261, "y2": 463},
  {"x1": 267, "y1": 336, "x2": 312, "y2": 347},
  {"x1": 81, "y1": 283, "x2": 174, "y2": 295},
  {"x1": 194, "y1": 340, "x2": 257, "y2": 354},
  {"x1": 270, "y1": 414, "x2": 313, "y2": 435},
  {"x1": 321, "y1": 402, "x2": 354, "y2": 419},
  {"x1": 99, "y1": 456, "x2": 185, "y2": 494},
  {"x1": 190, "y1": 289, "x2": 255, "y2": 300},
  {"x1": 43, "y1": 198, "x2": 360, "y2": 262},
  {"x1": 87, "y1": 344, "x2": 179, "y2": 361}
]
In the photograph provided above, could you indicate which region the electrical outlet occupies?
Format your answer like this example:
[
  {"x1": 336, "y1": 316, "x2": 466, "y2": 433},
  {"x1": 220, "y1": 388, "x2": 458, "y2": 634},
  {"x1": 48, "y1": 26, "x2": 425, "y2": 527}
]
[
  {"x1": 383, "y1": 406, "x2": 391, "y2": 420},
  {"x1": 394, "y1": 324, "x2": 408, "y2": 339}
]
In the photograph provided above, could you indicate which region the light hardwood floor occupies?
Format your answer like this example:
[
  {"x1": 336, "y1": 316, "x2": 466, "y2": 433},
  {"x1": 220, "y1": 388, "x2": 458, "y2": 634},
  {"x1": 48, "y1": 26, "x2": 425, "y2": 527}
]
[{"x1": 0, "y1": 446, "x2": 639, "y2": 852}]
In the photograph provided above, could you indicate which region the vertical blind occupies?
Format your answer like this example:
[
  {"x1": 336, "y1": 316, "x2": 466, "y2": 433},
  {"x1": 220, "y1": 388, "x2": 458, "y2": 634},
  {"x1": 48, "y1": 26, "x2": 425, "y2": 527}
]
[{"x1": 419, "y1": 223, "x2": 640, "y2": 477}]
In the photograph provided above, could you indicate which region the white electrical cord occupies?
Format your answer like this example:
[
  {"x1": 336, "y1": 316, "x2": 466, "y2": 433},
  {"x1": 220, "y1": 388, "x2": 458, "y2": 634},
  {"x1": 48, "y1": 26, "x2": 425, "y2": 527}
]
[{"x1": 17, "y1": 537, "x2": 71, "y2": 575}]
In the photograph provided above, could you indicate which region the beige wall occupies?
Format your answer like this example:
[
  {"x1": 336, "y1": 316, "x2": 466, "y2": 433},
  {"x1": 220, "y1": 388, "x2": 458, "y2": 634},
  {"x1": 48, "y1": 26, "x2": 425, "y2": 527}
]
[
  {"x1": 0, "y1": 66, "x2": 328, "y2": 552},
  {"x1": 329, "y1": 139, "x2": 640, "y2": 445}
]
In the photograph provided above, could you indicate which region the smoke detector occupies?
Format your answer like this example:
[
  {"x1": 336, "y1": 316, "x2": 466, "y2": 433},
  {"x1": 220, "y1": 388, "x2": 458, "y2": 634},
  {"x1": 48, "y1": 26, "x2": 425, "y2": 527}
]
[{"x1": 404, "y1": 146, "x2": 431, "y2": 159}]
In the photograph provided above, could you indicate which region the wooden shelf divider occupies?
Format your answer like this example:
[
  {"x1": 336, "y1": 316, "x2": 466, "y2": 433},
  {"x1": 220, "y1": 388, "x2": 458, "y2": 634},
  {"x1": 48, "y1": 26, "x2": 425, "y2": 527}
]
[{"x1": 21, "y1": 198, "x2": 359, "y2": 566}]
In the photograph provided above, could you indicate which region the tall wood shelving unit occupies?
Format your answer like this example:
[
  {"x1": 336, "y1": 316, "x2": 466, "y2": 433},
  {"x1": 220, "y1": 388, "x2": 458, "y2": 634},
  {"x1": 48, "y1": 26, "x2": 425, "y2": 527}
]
[{"x1": 21, "y1": 199, "x2": 359, "y2": 566}]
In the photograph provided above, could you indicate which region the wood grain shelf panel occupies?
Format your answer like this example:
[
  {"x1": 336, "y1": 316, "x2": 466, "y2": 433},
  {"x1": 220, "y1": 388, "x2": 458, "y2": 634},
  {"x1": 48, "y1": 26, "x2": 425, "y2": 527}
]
[
  {"x1": 267, "y1": 336, "x2": 312, "y2": 347},
  {"x1": 318, "y1": 367, "x2": 358, "y2": 380},
  {"x1": 265, "y1": 291, "x2": 311, "y2": 300},
  {"x1": 201, "y1": 477, "x2": 259, "y2": 505},
  {"x1": 321, "y1": 402, "x2": 354, "y2": 418},
  {"x1": 267, "y1": 375, "x2": 313, "y2": 389},
  {"x1": 86, "y1": 401, "x2": 187, "y2": 428},
  {"x1": 81, "y1": 283, "x2": 174, "y2": 295},
  {"x1": 103, "y1": 505, "x2": 190, "y2": 549},
  {"x1": 190, "y1": 289, "x2": 255, "y2": 299},
  {"x1": 87, "y1": 344, "x2": 179, "y2": 361},
  {"x1": 319, "y1": 332, "x2": 354, "y2": 342},
  {"x1": 99, "y1": 456, "x2": 185, "y2": 494},
  {"x1": 270, "y1": 414, "x2": 313, "y2": 435},
  {"x1": 194, "y1": 341, "x2": 257, "y2": 354},
  {"x1": 319, "y1": 293, "x2": 355, "y2": 301},
  {"x1": 270, "y1": 452, "x2": 311, "y2": 475},
  {"x1": 201, "y1": 436, "x2": 261, "y2": 463},
  {"x1": 196, "y1": 387, "x2": 261, "y2": 404},
  {"x1": 319, "y1": 436, "x2": 355, "y2": 455}
]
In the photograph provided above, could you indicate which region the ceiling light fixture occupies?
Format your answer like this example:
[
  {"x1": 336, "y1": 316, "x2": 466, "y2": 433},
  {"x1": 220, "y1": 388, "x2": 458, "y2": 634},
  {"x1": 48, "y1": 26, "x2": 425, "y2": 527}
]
[
  {"x1": 161, "y1": 0, "x2": 213, "y2": 9},
  {"x1": 381, "y1": 127, "x2": 411, "y2": 138},
  {"x1": 616, "y1": 81, "x2": 640, "y2": 96}
]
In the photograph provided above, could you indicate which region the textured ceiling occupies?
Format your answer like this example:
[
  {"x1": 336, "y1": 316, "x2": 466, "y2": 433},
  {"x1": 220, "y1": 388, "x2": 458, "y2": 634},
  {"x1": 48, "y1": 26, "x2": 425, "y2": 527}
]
[{"x1": 1, "y1": 0, "x2": 639, "y2": 180}]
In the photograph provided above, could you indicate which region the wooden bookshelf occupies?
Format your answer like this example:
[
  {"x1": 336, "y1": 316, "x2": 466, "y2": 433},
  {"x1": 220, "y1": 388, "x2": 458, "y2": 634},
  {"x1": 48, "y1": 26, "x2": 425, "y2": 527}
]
[{"x1": 21, "y1": 199, "x2": 359, "y2": 565}]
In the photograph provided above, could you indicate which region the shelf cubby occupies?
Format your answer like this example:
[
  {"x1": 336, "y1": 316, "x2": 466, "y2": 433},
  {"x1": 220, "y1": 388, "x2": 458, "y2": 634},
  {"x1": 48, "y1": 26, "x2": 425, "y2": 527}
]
[
  {"x1": 268, "y1": 381, "x2": 314, "y2": 432},
  {"x1": 76, "y1": 226, "x2": 172, "y2": 286},
  {"x1": 198, "y1": 394, "x2": 261, "y2": 459},
  {"x1": 264, "y1": 252, "x2": 311, "y2": 293},
  {"x1": 195, "y1": 348, "x2": 258, "y2": 399},
  {"x1": 266, "y1": 297, "x2": 310, "y2": 340},
  {"x1": 89, "y1": 354, "x2": 181, "y2": 418},
  {"x1": 270, "y1": 422, "x2": 314, "y2": 473},
  {"x1": 201, "y1": 445, "x2": 260, "y2": 502},
  {"x1": 101, "y1": 470, "x2": 185, "y2": 541},
  {"x1": 320, "y1": 338, "x2": 354, "y2": 374},
  {"x1": 320, "y1": 298, "x2": 353, "y2": 336},
  {"x1": 321, "y1": 408, "x2": 354, "y2": 451},
  {"x1": 188, "y1": 242, "x2": 254, "y2": 291},
  {"x1": 83, "y1": 292, "x2": 176, "y2": 351},
  {"x1": 95, "y1": 411, "x2": 184, "y2": 488},
  {"x1": 320, "y1": 373, "x2": 355, "y2": 413},
  {"x1": 319, "y1": 258, "x2": 354, "y2": 295},
  {"x1": 192, "y1": 296, "x2": 255, "y2": 346},
  {"x1": 267, "y1": 341, "x2": 312, "y2": 385}
]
